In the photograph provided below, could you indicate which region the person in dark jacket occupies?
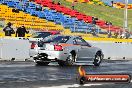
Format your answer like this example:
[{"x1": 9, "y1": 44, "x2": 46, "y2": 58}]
[
  {"x1": 3, "y1": 22, "x2": 15, "y2": 36},
  {"x1": 16, "y1": 26, "x2": 29, "y2": 37},
  {"x1": 71, "y1": 1, "x2": 75, "y2": 10},
  {"x1": 111, "y1": 1, "x2": 114, "y2": 7},
  {"x1": 92, "y1": 17, "x2": 96, "y2": 25}
]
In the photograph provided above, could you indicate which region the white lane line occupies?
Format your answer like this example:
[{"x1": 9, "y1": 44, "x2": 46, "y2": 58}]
[
  {"x1": 0, "y1": 65, "x2": 34, "y2": 67},
  {"x1": 39, "y1": 83, "x2": 102, "y2": 88},
  {"x1": 0, "y1": 82, "x2": 5, "y2": 84},
  {"x1": 39, "y1": 80, "x2": 132, "y2": 88}
]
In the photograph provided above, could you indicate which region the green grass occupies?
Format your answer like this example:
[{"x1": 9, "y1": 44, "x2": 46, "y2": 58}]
[{"x1": 54, "y1": 0, "x2": 132, "y2": 30}]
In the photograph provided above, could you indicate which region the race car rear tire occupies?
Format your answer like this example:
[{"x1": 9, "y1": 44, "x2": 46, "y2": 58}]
[
  {"x1": 36, "y1": 61, "x2": 50, "y2": 66},
  {"x1": 93, "y1": 53, "x2": 102, "y2": 66}
]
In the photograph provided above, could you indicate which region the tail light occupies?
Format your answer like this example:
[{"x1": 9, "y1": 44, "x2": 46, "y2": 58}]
[
  {"x1": 54, "y1": 45, "x2": 63, "y2": 51},
  {"x1": 31, "y1": 43, "x2": 36, "y2": 49}
]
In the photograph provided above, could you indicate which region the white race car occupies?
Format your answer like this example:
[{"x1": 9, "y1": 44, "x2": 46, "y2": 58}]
[{"x1": 30, "y1": 35, "x2": 104, "y2": 66}]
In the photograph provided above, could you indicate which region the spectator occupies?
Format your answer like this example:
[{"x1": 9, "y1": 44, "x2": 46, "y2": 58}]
[
  {"x1": 114, "y1": 31, "x2": 119, "y2": 38},
  {"x1": 74, "y1": 0, "x2": 77, "y2": 2},
  {"x1": 92, "y1": 19, "x2": 96, "y2": 25},
  {"x1": 94, "y1": 17, "x2": 98, "y2": 20},
  {"x1": 92, "y1": 17, "x2": 98, "y2": 25},
  {"x1": 90, "y1": 29, "x2": 98, "y2": 37},
  {"x1": 52, "y1": 1, "x2": 55, "y2": 4},
  {"x1": 71, "y1": 1, "x2": 75, "y2": 10},
  {"x1": 29, "y1": 0, "x2": 34, "y2": 2},
  {"x1": 3, "y1": 22, "x2": 15, "y2": 36},
  {"x1": 12, "y1": 8, "x2": 19, "y2": 13},
  {"x1": 111, "y1": 1, "x2": 114, "y2": 7},
  {"x1": 36, "y1": 5, "x2": 42, "y2": 11},
  {"x1": 107, "y1": 31, "x2": 112, "y2": 38},
  {"x1": 25, "y1": 1, "x2": 29, "y2": 8},
  {"x1": 105, "y1": 21, "x2": 109, "y2": 25},
  {"x1": 109, "y1": 21, "x2": 112, "y2": 25},
  {"x1": 106, "y1": 21, "x2": 112, "y2": 26},
  {"x1": 16, "y1": 26, "x2": 29, "y2": 37},
  {"x1": 57, "y1": 1, "x2": 61, "y2": 5},
  {"x1": 125, "y1": 31, "x2": 130, "y2": 39},
  {"x1": 120, "y1": 32, "x2": 125, "y2": 39}
]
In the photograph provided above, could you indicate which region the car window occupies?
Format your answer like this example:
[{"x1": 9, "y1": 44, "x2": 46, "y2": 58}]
[
  {"x1": 81, "y1": 38, "x2": 92, "y2": 47},
  {"x1": 73, "y1": 37, "x2": 91, "y2": 47},
  {"x1": 43, "y1": 36, "x2": 70, "y2": 43},
  {"x1": 38, "y1": 35, "x2": 57, "y2": 47}
]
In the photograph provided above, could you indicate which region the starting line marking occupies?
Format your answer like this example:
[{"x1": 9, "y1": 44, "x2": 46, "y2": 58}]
[{"x1": 39, "y1": 80, "x2": 132, "y2": 88}]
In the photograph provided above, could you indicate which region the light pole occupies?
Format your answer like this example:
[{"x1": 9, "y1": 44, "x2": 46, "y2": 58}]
[
  {"x1": 124, "y1": 0, "x2": 128, "y2": 33},
  {"x1": 0, "y1": 37, "x2": 3, "y2": 59}
]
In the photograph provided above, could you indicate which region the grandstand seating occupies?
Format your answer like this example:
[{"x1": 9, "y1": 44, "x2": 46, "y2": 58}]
[
  {"x1": 64, "y1": 0, "x2": 130, "y2": 32},
  {"x1": 66, "y1": 0, "x2": 132, "y2": 9},
  {"x1": 0, "y1": 4, "x2": 64, "y2": 31},
  {"x1": 34, "y1": 0, "x2": 104, "y2": 33},
  {"x1": 0, "y1": 0, "x2": 102, "y2": 34},
  {"x1": 0, "y1": 0, "x2": 123, "y2": 38},
  {"x1": 66, "y1": 0, "x2": 106, "y2": 6},
  {"x1": 113, "y1": 2, "x2": 132, "y2": 9},
  {"x1": 64, "y1": 0, "x2": 125, "y2": 32},
  {"x1": 34, "y1": 0, "x2": 123, "y2": 32}
]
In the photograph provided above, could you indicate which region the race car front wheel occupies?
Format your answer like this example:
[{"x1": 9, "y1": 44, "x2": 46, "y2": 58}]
[
  {"x1": 66, "y1": 53, "x2": 75, "y2": 65},
  {"x1": 93, "y1": 53, "x2": 102, "y2": 66}
]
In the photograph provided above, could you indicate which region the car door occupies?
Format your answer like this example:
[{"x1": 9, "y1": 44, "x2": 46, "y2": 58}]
[
  {"x1": 80, "y1": 38, "x2": 96, "y2": 59},
  {"x1": 74, "y1": 37, "x2": 95, "y2": 61}
]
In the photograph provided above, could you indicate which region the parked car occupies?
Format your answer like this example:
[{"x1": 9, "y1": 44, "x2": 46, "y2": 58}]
[
  {"x1": 30, "y1": 35, "x2": 104, "y2": 66},
  {"x1": 29, "y1": 30, "x2": 60, "y2": 42},
  {"x1": 32, "y1": 31, "x2": 60, "y2": 38}
]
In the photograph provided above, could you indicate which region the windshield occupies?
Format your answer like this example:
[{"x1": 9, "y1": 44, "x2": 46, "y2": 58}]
[{"x1": 32, "y1": 32, "x2": 51, "y2": 38}]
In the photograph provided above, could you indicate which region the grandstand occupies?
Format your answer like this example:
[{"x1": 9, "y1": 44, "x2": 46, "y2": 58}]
[
  {"x1": 0, "y1": 1, "x2": 65, "y2": 37},
  {"x1": 34, "y1": 0, "x2": 124, "y2": 33},
  {"x1": 102, "y1": 0, "x2": 132, "y2": 5},
  {"x1": 0, "y1": 0, "x2": 131, "y2": 38},
  {"x1": 113, "y1": 2, "x2": 132, "y2": 9},
  {"x1": 0, "y1": 0, "x2": 105, "y2": 37},
  {"x1": 54, "y1": 0, "x2": 132, "y2": 30},
  {"x1": 0, "y1": 4, "x2": 64, "y2": 30},
  {"x1": 65, "y1": 0, "x2": 132, "y2": 9}
]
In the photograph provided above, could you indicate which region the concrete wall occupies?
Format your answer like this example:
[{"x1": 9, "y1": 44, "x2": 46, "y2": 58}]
[
  {"x1": 0, "y1": 37, "x2": 132, "y2": 61},
  {"x1": 87, "y1": 41, "x2": 132, "y2": 60},
  {"x1": 0, "y1": 37, "x2": 31, "y2": 61}
]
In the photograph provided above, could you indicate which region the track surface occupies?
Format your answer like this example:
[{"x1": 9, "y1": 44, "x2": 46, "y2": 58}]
[{"x1": 0, "y1": 60, "x2": 132, "y2": 88}]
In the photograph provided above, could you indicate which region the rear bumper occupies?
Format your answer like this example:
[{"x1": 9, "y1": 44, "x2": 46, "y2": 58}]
[
  {"x1": 29, "y1": 49, "x2": 38, "y2": 57},
  {"x1": 34, "y1": 50, "x2": 69, "y2": 61}
]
